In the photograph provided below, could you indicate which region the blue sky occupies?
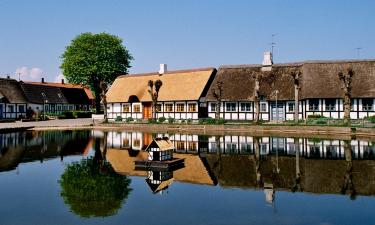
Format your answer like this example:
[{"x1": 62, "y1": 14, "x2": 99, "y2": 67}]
[{"x1": 0, "y1": 0, "x2": 374, "y2": 82}]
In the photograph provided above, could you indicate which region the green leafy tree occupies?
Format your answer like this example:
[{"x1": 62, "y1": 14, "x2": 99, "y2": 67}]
[
  {"x1": 60, "y1": 32, "x2": 133, "y2": 113},
  {"x1": 59, "y1": 138, "x2": 131, "y2": 218}
]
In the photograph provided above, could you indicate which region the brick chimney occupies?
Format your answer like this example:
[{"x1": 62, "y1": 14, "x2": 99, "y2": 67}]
[{"x1": 41, "y1": 78, "x2": 45, "y2": 83}]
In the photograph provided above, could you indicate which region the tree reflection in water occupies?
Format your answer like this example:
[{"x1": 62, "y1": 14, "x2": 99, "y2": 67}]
[
  {"x1": 59, "y1": 137, "x2": 132, "y2": 218},
  {"x1": 341, "y1": 140, "x2": 356, "y2": 200}
]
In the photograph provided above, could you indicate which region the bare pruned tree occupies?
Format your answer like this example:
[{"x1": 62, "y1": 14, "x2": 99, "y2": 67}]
[
  {"x1": 148, "y1": 79, "x2": 163, "y2": 120},
  {"x1": 338, "y1": 68, "x2": 354, "y2": 126},
  {"x1": 212, "y1": 81, "x2": 223, "y2": 122}
]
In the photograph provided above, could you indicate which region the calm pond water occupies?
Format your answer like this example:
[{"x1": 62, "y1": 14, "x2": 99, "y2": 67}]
[{"x1": 1, "y1": 130, "x2": 375, "y2": 225}]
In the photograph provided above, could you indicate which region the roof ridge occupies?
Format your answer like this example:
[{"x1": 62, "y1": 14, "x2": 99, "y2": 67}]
[{"x1": 118, "y1": 67, "x2": 215, "y2": 78}]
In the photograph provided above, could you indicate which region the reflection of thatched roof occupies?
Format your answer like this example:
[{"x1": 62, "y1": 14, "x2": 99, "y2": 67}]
[
  {"x1": 106, "y1": 149, "x2": 216, "y2": 185},
  {"x1": 0, "y1": 146, "x2": 25, "y2": 172},
  {"x1": 146, "y1": 178, "x2": 174, "y2": 194},
  {"x1": 204, "y1": 154, "x2": 375, "y2": 196},
  {"x1": 106, "y1": 68, "x2": 216, "y2": 102},
  {"x1": 206, "y1": 60, "x2": 375, "y2": 101}
]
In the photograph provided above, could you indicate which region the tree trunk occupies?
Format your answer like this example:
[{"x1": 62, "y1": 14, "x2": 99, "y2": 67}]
[
  {"x1": 254, "y1": 137, "x2": 261, "y2": 186},
  {"x1": 215, "y1": 101, "x2": 221, "y2": 121},
  {"x1": 93, "y1": 81, "x2": 101, "y2": 114},
  {"x1": 343, "y1": 93, "x2": 351, "y2": 126},
  {"x1": 254, "y1": 97, "x2": 260, "y2": 123},
  {"x1": 294, "y1": 83, "x2": 299, "y2": 123},
  {"x1": 254, "y1": 77, "x2": 260, "y2": 123}
]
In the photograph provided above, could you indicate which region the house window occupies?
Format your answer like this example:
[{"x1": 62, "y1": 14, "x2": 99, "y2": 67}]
[
  {"x1": 165, "y1": 104, "x2": 173, "y2": 112},
  {"x1": 325, "y1": 99, "x2": 336, "y2": 111},
  {"x1": 188, "y1": 103, "x2": 197, "y2": 112},
  {"x1": 176, "y1": 103, "x2": 185, "y2": 112},
  {"x1": 363, "y1": 99, "x2": 374, "y2": 111},
  {"x1": 122, "y1": 104, "x2": 130, "y2": 112},
  {"x1": 350, "y1": 100, "x2": 355, "y2": 111},
  {"x1": 176, "y1": 141, "x2": 185, "y2": 150},
  {"x1": 288, "y1": 102, "x2": 295, "y2": 112},
  {"x1": 240, "y1": 102, "x2": 252, "y2": 112},
  {"x1": 156, "y1": 104, "x2": 162, "y2": 112},
  {"x1": 133, "y1": 139, "x2": 140, "y2": 148},
  {"x1": 188, "y1": 142, "x2": 197, "y2": 151},
  {"x1": 260, "y1": 102, "x2": 267, "y2": 112},
  {"x1": 133, "y1": 104, "x2": 141, "y2": 112},
  {"x1": 7, "y1": 105, "x2": 14, "y2": 113},
  {"x1": 210, "y1": 103, "x2": 217, "y2": 112},
  {"x1": 226, "y1": 102, "x2": 236, "y2": 112},
  {"x1": 309, "y1": 99, "x2": 319, "y2": 111},
  {"x1": 18, "y1": 105, "x2": 25, "y2": 113}
]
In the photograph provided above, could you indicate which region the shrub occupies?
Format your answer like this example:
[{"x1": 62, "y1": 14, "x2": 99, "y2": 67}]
[
  {"x1": 148, "y1": 118, "x2": 157, "y2": 124},
  {"x1": 63, "y1": 111, "x2": 75, "y2": 119},
  {"x1": 158, "y1": 117, "x2": 166, "y2": 123},
  {"x1": 187, "y1": 118, "x2": 192, "y2": 124},
  {"x1": 126, "y1": 117, "x2": 134, "y2": 123},
  {"x1": 365, "y1": 115, "x2": 375, "y2": 123},
  {"x1": 308, "y1": 114, "x2": 326, "y2": 119},
  {"x1": 75, "y1": 111, "x2": 92, "y2": 118},
  {"x1": 180, "y1": 119, "x2": 186, "y2": 124},
  {"x1": 115, "y1": 116, "x2": 122, "y2": 122},
  {"x1": 168, "y1": 117, "x2": 175, "y2": 124}
]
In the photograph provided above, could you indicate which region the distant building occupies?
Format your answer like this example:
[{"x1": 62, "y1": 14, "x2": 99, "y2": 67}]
[
  {"x1": 106, "y1": 65, "x2": 216, "y2": 121},
  {"x1": 0, "y1": 78, "x2": 28, "y2": 119},
  {"x1": 0, "y1": 77, "x2": 93, "y2": 119}
]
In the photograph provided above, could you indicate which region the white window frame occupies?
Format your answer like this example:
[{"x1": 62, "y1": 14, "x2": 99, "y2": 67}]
[
  {"x1": 240, "y1": 102, "x2": 252, "y2": 112},
  {"x1": 188, "y1": 102, "x2": 197, "y2": 112},
  {"x1": 260, "y1": 102, "x2": 267, "y2": 112},
  {"x1": 132, "y1": 103, "x2": 142, "y2": 113},
  {"x1": 210, "y1": 102, "x2": 217, "y2": 112},
  {"x1": 287, "y1": 102, "x2": 295, "y2": 112},
  {"x1": 164, "y1": 102, "x2": 174, "y2": 112},
  {"x1": 226, "y1": 102, "x2": 237, "y2": 112},
  {"x1": 176, "y1": 102, "x2": 185, "y2": 112},
  {"x1": 122, "y1": 103, "x2": 131, "y2": 113}
]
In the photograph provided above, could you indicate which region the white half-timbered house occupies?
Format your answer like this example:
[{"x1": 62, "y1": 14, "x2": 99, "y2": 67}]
[{"x1": 106, "y1": 65, "x2": 216, "y2": 121}]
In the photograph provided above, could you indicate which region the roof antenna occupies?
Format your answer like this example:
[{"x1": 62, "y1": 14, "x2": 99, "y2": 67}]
[
  {"x1": 270, "y1": 34, "x2": 276, "y2": 59},
  {"x1": 355, "y1": 47, "x2": 362, "y2": 59}
]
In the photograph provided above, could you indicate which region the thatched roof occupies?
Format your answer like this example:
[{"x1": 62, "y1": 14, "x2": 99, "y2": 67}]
[
  {"x1": 206, "y1": 60, "x2": 375, "y2": 101},
  {"x1": 146, "y1": 137, "x2": 174, "y2": 152},
  {"x1": 0, "y1": 78, "x2": 28, "y2": 103},
  {"x1": 106, "y1": 68, "x2": 216, "y2": 102},
  {"x1": 300, "y1": 60, "x2": 375, "y2": 99}
]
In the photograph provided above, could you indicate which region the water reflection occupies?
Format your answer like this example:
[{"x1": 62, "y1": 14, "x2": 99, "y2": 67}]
[
  {"x1": 0, "y1": 130, "x2": 92, "y2": 172},
  {"x1": 59, "y1": 135, "x2": 131, "y2": 217},
  {"x1": 104, "y1": 131, "x2": 375, "y2": 201}
]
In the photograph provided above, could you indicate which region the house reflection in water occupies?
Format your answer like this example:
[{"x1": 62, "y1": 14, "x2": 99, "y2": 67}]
[
  {"x1": 106, "y1": 131, "x2": 375, "y2": 200},
  {"x1": 0, "y1": 130, "x2": 92, "y2": 172}
]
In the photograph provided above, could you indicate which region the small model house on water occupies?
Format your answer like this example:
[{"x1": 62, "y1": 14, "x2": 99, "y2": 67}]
[{"x1": 134, "y1": 137, "x2": 184, "y2": 170}]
